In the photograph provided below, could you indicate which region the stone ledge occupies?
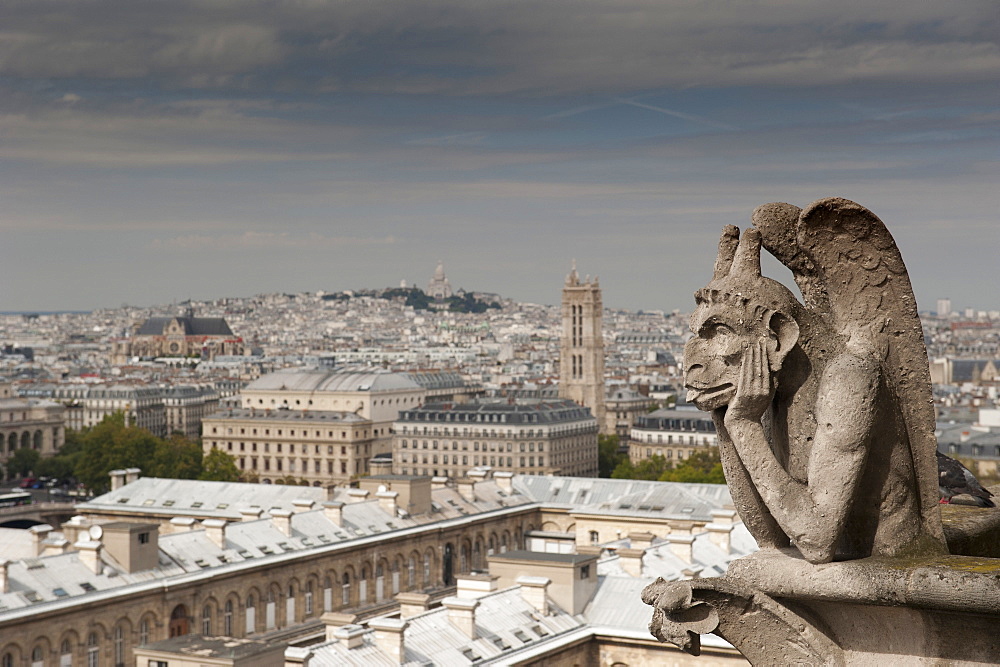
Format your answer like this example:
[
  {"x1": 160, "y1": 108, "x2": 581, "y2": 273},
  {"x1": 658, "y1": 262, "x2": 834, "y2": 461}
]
[{"x1": 727, "y1": 549, "x2": 1000, "y2": 614}]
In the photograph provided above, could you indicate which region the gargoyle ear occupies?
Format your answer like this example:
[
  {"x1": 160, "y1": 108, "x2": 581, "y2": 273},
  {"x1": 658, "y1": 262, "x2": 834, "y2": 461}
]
[{"x1": 766, "y1": 311, "x2": 799, "y2": 370}]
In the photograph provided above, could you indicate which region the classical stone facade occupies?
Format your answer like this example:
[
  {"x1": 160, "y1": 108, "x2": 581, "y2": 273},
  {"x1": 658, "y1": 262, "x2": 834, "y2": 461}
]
[
  {"x1": 629, "y1": 408, "x2": 718, "y2": 464},
  {"x1": 604, "y1": 386, "x2": 656, "y2": 438},
  {"x1": 238, "y1": 368, "x2": 425, "y2": 458},
  {"x1": 201, "y1": 409, "x2": 375, "y2": 484},
  {"x1": 392, "y1": 398, "x2": 599, "y2": 478},
  {"x1": 0, "y1": 382, "x2": 65, "y2": 478},
  {"x1": 558, "y1": 263, "x2": 607, "y2": 432}
]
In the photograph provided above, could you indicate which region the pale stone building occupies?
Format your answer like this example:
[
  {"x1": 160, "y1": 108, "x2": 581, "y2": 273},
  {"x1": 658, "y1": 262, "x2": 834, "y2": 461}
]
[
  {"x1": 164, "y1": 384, "x2": 221, "y2": 439},
  {"x1": 0, "y1": 382, "x2": 65, "y2": 478},
  {"x1": 604, "y1": 385, "x2": 657, "y2": 438},
  {"x1": 0, "y1": 473, "x2": 750, "y2": 667},
  {"x1": 392, "y1": 398, "x2": 599, "y2": 478},
  {"x1": 629, "y1": 408, "x2": 718, "y2": 464},
  {"x1": 426, "y1": 260, "x2": 452, "y2": 300},
  {"x1": 201, "y1": 408, "x2": 375, "y2": 484},
  {"x1": 238, "y1": 368, "x2": 425, "y2": 457},
  {"x1": 558, "y1": 262, "x2": 607, "y2": 431}
]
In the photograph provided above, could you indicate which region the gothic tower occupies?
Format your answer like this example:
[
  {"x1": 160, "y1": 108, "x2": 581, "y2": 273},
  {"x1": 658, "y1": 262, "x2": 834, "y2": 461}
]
[{"x1": 559, "y1": 261, "x2": 606, "y2": 430}]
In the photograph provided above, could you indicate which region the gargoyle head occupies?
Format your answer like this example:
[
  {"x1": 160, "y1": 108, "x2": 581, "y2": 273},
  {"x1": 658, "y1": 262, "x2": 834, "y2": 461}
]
[{"x1": 684, "y1": 226, "x2": 801, "y2": 411}]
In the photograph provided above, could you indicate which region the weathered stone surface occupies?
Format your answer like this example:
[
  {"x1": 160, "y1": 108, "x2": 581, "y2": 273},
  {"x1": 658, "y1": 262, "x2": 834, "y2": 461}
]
[{"x1": 682, "y1": 197, "x2": 945, "y2": 564}]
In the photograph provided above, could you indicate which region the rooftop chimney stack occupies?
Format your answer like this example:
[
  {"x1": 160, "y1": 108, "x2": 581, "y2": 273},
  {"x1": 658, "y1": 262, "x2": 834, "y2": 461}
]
[
  {"x1": 323, "y1": 501, "x2": 344, "y2": 526},
  {"x1": 516, "y1": 576, "x2": 551, "y2": 616},
  {"x1": 271, "y1": 509, "x2": 293, "y2": 537},
  {"x1": 203, "y1": 519, "x2": 227, "y2": 548},
  {"x1": 109, "y1": 469, "x2": 127, "y2": 491},
  {"x1": 443, "y1": 597, "x2": 479, "y2": 639},
  {"x1": 76, "y1": 540, "x2": 103, "y2": 574},
  {"x1": 369, "y1": 617, "x2": 408, "y2": 662},
  {"x1": 376, "y1": 490, "x2": 398, "y2": 516},
  {"x1": 124, "y1": 467, "x2": 141, "y2": 485},
  {"x1": 28, "y1": 524, "x2": 53, "y2": 556},
  {"x1": 169, "y1": 517, "x2": 196, "y2": 533},
  {"x1": 292, "y1": 499, "x2": 315, "y2": 513},
  {"x1": 707, "y1": 509, "x2": 737, "y2": 553},
  {"x1": 457, "y1": 479, "x2": 476, "y2": 503},
  {"x1": 666, "y1": 534, "x2": 696, "y2": 563},
  {"x1": 0, "y1": 560, "x2": 9, "y2": 593},
  {"x1": 346, "y1": 488, "x2": 369, "y2": 504},
  {"x1": 494, "y1": 471, "x2": 514, "y2": 493},
  {"x1": 432, "y1": 476, "x2": 449, "y2": 491},
  {"x1": 240, "y1": 508, "x2": 263, "y2": 522},
  {"x1": 330, "y1": 623, "x2": 367, "y2": 648}
]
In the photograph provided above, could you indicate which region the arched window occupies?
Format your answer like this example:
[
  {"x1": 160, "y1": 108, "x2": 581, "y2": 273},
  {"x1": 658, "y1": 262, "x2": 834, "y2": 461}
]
[
  {"x1": 87, "y1": 632, "x2": 99, "y2": 667},
  {"x1": 139, "y1": 619, "x2": 150, "y2": 646},
  {"x1": 305, "y1": 581, "x2": 314, "y2": 616},
  {"x1": 169, "y1": 604, "x2": 189, "y2": 638},
  {"x1": 286, "y1": 584, "x2": 296, "y2": 626},
  {"x1": 423, "y1": 552, "x2": 432, "y2": 584},
  {"x1": 323, "y1": 577, "x2": 333, "y2": 612},
  {"x1": 224, "y1": 601, "x2": 234, "y2": 636},
  {"x1": 359, "y1": 566, "x2": 369, "y2": 604},
  {"x1": 375, "y1": 564, "x2": 385, "y2": 601},
  {"x1": 31, "y1": 646, "x2": 43, "y2": 667},
  {"x1": 114, "y1": 625, "x2": 125, "y2": 666},
  {"x1": 60, "y1": 639, "x2": 73, "y2": 667},
  {"x1": 408, "y1": 556, "x2": 417, "y2": 588},
  {"x1": 202, "y1": 605, "x2": 212, "y2": 635},
  {"x1": 245, "y1": 595, "x2": 256, "y2": 635},
  {"x1": 266, "y1": 590, "x2": 277, "y2": 631},
  {"x1": 1, "y1": 654, "x2": 12, "y2": 667},
  {"x1": 341, "y1": 572, "x2": 351, "y2": 606}
]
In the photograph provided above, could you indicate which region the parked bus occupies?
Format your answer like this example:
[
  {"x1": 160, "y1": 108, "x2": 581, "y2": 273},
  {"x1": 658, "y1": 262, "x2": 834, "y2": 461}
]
[{"x1": 0, "y1": 491, "x2": 33, "y2": 508}]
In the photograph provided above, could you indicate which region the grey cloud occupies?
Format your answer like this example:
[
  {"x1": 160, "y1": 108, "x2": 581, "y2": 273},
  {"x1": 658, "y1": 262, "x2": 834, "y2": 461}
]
[{"x1": 0, "y1": 1, "x2": 996, "y2": 93}]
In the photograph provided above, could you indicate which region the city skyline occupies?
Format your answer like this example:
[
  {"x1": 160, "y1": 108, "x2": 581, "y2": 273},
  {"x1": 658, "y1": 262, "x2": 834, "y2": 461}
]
[{"x1": 3, "y1": 1, "x2": 998, "y2": 313}]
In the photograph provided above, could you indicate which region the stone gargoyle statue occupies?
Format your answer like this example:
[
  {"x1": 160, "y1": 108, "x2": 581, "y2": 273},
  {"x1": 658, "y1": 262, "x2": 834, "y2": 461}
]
[{"x1": 643, "y1": 198, "x2": 949, "y2": 659}]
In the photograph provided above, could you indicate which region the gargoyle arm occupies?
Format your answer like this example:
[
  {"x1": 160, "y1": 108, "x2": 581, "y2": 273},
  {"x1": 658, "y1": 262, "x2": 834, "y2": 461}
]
[{"x1": 724, "y1": 345, "x2": 877, "y2": 563}]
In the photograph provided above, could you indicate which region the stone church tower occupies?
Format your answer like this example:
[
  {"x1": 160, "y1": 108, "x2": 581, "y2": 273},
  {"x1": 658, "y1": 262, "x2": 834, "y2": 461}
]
[{"x1": 559, "y1": 261, "x2": 606, "y2": 430}]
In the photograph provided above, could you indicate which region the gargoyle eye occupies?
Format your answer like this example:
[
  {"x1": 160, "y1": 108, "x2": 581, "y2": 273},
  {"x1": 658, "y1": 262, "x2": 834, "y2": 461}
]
[{"x1": 701, "y1": 321, "x2": 734, "y2": 338}]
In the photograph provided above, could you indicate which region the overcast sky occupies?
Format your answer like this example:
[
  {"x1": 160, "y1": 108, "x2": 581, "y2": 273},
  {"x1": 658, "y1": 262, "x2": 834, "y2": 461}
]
[{"x1": 3, "y1": 0, "x2": 998, "y2": 313}]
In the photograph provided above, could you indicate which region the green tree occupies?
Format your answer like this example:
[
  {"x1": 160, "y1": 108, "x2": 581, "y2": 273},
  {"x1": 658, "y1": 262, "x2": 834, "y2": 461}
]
[
  {"x1": 148, "y1": 433, "x2": 203, "y2": 480},
  {"x1": 598, "y1": 434, "x2": 625, "y2": 478},
  {"x1": 658, "y1": 449, "x2": 726, "y2": 484},
  {"x1": 612, "y1": 454, "x2": 671, "y2": 480},
  {"x1": 74, "y1": 413, "x2": 164, "y2": 493},
  {"x1": 8, "y1": 447, "x2": 40, "y2": 476},
  {"x1": 200, "y1": 448, "x2": 241, "y2": 482}
]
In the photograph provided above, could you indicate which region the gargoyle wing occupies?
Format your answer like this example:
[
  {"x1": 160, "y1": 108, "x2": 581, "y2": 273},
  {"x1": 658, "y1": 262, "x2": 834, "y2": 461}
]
[{"x1": 795, "y1": 197, "x2": 945, "y2": 545}]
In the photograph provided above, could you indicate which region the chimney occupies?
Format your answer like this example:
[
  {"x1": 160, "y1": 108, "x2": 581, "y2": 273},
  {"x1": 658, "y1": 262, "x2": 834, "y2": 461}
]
[
  {"x1": 455, "y1": 573, "x2": 499, "y2": 599},
  {"x1": 125, "y1": 467, "x2": 142, "y2": 485},
  {"x1": 0, "y1": 560, "x2": 8, "y2": 593},
  {"x1": 628, "y1": 531, "x2": 655, "y2": 550},
  {"x1": 271, "y1": 509, "x2": 293, "y2": 537},
  {"x1": 169, "y1": 517, "x2": 196, "y2": 533},
  {"x1": 325, "y1": 485, "x2": 339, "y2": 501},
  {"x1": 321, "y1": 612, "x2": 359, "y2": 641},
  {"x1": 323, "y1": 501, "x2": 344, "y2": 526},
  {"x1": 376, "y1": 490, "x2": 398, "y2": 516},
  {"x1": 331, "y1": 623, "x2": 367, "y2": 649},
  {"x1": 284, "y1": 646, "x2": 312, "y2": 667},
  {"x1": 292, "y1": 499, "x2": 315, "y2": 513},
  {"x1": 369, "y1": 616, "x2": 408, "y2": 662},
  {"x1": 76, "y1": 540, "x2": 103, "y2": 574},
  {"x1": 707, "y1": 509, "x2": 737, "y2": 553},
  {"x1": 109, "y1": 469, "x2": 127, "y2": 491},
  {"x1": 346, "y1": 488, "x2": 369, "y2": 504},
  {"x1": 494, "y1": 471, "x2": 514, "y2": 494},
  {"x1": 682, "y1": 566, "x2": 704, "y2": 580},
  {"x1": 28, "y1": 524, "x2": 53, "y2": 556},
  {"x1": 617, "y1": 548, "x2": 645, "y2": 577},
  {"x1": 431, "y1": 476, "x2": 449, "y2": 491},
  {"x1": 456, "y1": 479, "x2": 476, "y2": 503},
  {"x1": 203, "y1": 519, "x2": 227, "y2": 548},
  {"x1": 43, "y1": 538, "x2": 70, "y2": 557},
  {"x1": 442, "y1": 597, "x2": 479, "y2": 639},
  {"x1": 666, "y1": 534, "x2": 695, "y2": 563},
  {"x1": 396, "y1": 592, "x2": 432, "y2": 618},
  {"x1": 516, "y1": 576, "x2": 550, "y2": 616},
  {"x1": 60, "y1": 516, "x2": 90, "y2": 545},
  {"x1": 468, "y1": 468, "x2": 489, "y2": 482},
  {"x1": 667, "y1": 520, "x2": 693, "y2": 536},
  {"x1": 240, "y1": 508, "x2": 263, "y2": 522}
]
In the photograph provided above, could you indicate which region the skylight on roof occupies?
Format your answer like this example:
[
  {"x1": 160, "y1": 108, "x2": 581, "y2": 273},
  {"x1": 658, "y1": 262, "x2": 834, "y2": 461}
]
[
  {"x1": 117, "y1": 498, "x2": 130, "y2": 504},
  {"x1": 52, "y1": 587, "x2": 68, "y2": 598},
  {"x1": 163, "y1": 500, "x2": 175, "y2": 507},
  {"x1": 191, "y1": 502, "x2": 203, "y2": 508},
  {"x1": 142, "y1": 499, "x2": 155, "y2": 506},
  {"x1": 79, "y1": 582, "x2": 96, "y2": 593}
]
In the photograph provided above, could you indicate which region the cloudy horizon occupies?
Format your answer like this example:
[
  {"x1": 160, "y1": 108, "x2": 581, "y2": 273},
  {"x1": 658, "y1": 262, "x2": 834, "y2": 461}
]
[{"x1": 3, "y1": 0, "x2": 998, "y2": 313}]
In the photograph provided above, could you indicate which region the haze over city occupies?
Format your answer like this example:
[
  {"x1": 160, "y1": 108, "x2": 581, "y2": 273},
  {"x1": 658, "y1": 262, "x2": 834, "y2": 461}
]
[{"x1": 3, "y1": 1, "x2": 998, "y2": 313}]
